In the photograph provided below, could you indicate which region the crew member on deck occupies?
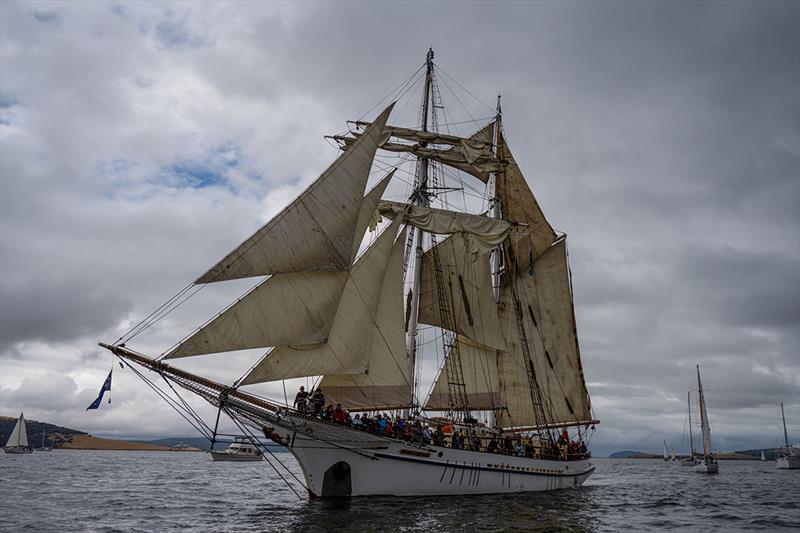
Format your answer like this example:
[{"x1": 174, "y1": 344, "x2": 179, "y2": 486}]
[{"x1": 294, "y1": 386, "x2": 309, "y2": 411}]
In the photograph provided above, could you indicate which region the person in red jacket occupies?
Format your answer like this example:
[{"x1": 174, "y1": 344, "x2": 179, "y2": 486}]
[{"x1": 333, "y1": 403, "x2": 346, "y2": 424}]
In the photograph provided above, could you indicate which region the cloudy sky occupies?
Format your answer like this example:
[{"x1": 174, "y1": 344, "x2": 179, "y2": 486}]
[{"x1": 1, "y1": 1, "x2": 798, "y2": 457}]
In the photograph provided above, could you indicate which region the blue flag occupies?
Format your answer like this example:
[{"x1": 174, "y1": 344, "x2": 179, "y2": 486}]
[{"x1": 86, "y1": 370, "x2": 112, "y2": 410}]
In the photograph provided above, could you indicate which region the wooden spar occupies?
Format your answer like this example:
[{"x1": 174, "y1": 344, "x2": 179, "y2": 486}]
[
  {"x1": 98, "y1": 343, "x2": 284, "y2": 416},
  {"x1": 502, "y1": 419, "x2": 600, "y2": 433}
]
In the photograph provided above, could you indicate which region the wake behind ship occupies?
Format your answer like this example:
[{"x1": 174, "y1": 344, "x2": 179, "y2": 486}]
[{"x1": 100, "y1": 49, "x2": 599, "y2": 498}]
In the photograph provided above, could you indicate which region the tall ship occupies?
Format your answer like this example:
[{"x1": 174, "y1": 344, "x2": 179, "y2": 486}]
[{"x1": 100, "y1": 50, "x2": 598, "y2": 497}]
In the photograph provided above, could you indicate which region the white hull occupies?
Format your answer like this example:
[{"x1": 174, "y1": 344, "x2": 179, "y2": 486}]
[
  {"x1": 776, "y1": 455, "x2": 800, "y2": 469},
  {"x1": 3, "y1": 447, "x2": 33, "y2": 455},
  {"x1": 693, "y1": 461, "x2": 719, "y2": 474},
  {"x1": 268, "y1": 415, "x2": 594, "y2": 498},
  {"x1": 210, "y1": 451, "x2": 263, "y2": 462},
  {"x1": 680, "y1": 457, "x2": 700, "y2": 466}
]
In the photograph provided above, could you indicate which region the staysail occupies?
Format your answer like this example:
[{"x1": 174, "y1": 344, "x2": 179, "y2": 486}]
[
  {"x1": 241, "y1": 220, "x2": 407, "y2": 392},
  {"x1": 165, "y1": 173, "x2": 395, "y2": 360},
  {"x1": 195, "y1": 104, "x2": 394, "y2": 283},
  {"x1": 315, "y1": 228, "x2": 412, "y2": 410}
]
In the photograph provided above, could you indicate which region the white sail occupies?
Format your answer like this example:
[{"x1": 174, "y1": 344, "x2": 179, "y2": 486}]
[
  {"x1": 165, "y1": 173, "x2": 396, "y2": 360},
  {"x1": 377, "y1": 201, "x2": 512, "y2": 256},
  {"x1": 417, "y1": 233, "x2": 506, "y2": 350},
  {"x1": 317, "y1": 228, "x2": 412, "y2": 410},
  {"x1": 195, "y1": 104, "x2": 394, "y2": 283},
  {"x1": 7, "y1": 413, "x2": 29, "y2": 448},
  {"x1": 241, "y1": 219, "x2": 404, "y2": 384},
  {"x1": 166, "y1": 271, "x2": 348, "y2": 359},
  {"x1": 425, "y1": 336, "x2": 502, "y2": 411}
]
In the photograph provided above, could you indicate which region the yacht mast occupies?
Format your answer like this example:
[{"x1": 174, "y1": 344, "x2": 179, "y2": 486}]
[
  {"x1": 782, "y1": 402, "x2": 790, "y2": 454},
  {"x1": 696, "y1": 365, "x2": 712, "y2": 460},
  {"x1": 687, "y1": 391, "x2": 695, "y2": 458},
  {"x1": 406, "y1": 48, "x2": 435, "y2": 405}
]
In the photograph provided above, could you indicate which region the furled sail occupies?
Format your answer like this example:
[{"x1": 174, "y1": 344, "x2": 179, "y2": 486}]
[
  {"x1": 195, "y1": 104, "x2": 394, "y2": 284},
  {"x1": 334, "y1": 121, "x2": 501, "y2": 182},
  {"x1": 496, "y1": 238, "x2": 591, "y2": 428},
  {"x1": 241, "y1": 219, "x2": 406, "y2": 387},
  {"x1": 496, "y1": 132, "x2": 557, "y2": 270},
  {"x1": 425, "y1": 336, "x2": 502, "y2": 411},
  {"x1": 164, "y1": 173, "x2": 396, "y2": 360},
  {"x1": 377, "y1": 201, "x2": 512, "y2": 256},
  {"x1": 417, "y1": 233, "x2": 505, "y2": 350}
]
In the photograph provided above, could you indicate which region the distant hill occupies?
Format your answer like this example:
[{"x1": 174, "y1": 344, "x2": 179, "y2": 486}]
[
  {"x1": 1, "y1": 415, "x2": 87, "y2": 449},
  {"x1": 609, "y1": 450, "x2": 642, "y2": 458},
  {"x1": 137, "y1": 436, "x2": 288, "y2": 452}
]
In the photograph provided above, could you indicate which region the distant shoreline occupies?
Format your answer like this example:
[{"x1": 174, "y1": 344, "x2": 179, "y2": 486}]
[{"x1": 58, "y1": 434, "x2": 203, "y2": 452}]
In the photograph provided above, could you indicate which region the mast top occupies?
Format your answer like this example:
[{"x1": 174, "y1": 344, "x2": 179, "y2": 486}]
[{"x1": 427, "y1": 48, "x2": 434, "y2": 62}]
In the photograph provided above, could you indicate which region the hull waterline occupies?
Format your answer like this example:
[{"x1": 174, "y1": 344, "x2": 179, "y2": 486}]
[{"x1": 268, "y1": 415, "x2": 594, "y2": 497}]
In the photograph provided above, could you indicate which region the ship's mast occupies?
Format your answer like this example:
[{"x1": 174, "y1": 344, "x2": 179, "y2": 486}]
[
  {"x1": 782, "y1": 402, "x2": 790, "y2": 454},
  {"x1": 687, "y1": 390, "x2": 695, "y2": 458},
  {"x1": 406, "y1": 48, "x2": 435, "y2": 405}
]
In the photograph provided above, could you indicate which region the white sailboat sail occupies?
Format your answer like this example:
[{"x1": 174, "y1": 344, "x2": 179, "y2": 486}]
[
  {"x1": 697, "y1": 365, "x2": 712, "y2": 459},
  {"x1": 7, "y1": 413, "x2": 29, "y2": 448}
]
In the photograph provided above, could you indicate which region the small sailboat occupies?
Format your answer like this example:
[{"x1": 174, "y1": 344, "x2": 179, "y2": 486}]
[
  {"x1": 680, "y1": 391, "x2": 700, "y2": 466},
  {"x1": 36, "y1": 430, "x2": 52, "y2": 452},
  {"x1": 663, "y1": 440, "x2": 669, "y2": 461},
  {"x1": 671, "y1": 447, "x2": 677, "y2": 461},
  {"x1": 761, "y1": 450, "x2": 766, "y2": 461},
  {"x1": 776, "y1": 402, "x2": 799, "y2": 469},
  {"x1": 693, "y1": 366, "x2": 718, "y2": 474},
  {"x1": 210, "y1": 436, "x2": 263, "y2": 462},
  {"x1": 3, "y1": 413, "x2": 33, "y2": 454}
]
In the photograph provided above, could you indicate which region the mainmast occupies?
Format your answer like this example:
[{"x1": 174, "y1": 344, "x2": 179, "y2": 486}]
[{"x1": 406, "y1": 48, "x2": 435, "y2": 405}]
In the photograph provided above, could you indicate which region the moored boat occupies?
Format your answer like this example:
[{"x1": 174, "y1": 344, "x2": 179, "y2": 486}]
[{"x1": 210, "y1": 437, "x2": 263, "y2": 462}]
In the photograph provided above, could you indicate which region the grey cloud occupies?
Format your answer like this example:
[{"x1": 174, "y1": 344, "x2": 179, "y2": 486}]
[{"x1": 0, "y1": 1, "x2": 797, "y2": 453}]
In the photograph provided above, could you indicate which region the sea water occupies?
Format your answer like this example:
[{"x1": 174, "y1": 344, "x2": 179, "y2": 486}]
[{"x1": 1, "y1": 450, "x2": 798, "y2": 532}]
